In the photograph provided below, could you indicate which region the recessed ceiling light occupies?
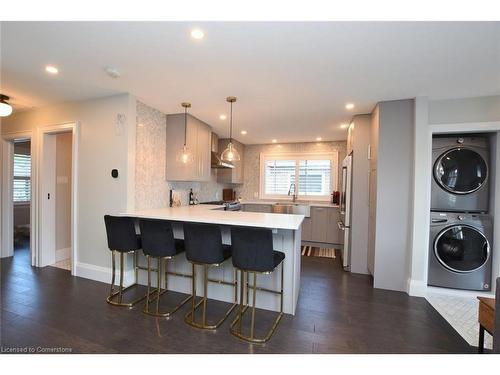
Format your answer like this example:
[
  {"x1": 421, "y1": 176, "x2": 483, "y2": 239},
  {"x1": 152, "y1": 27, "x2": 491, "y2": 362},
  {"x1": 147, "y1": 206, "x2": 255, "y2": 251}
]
[
  {"x1": 340, "y1": 123, "x2": 348, "y2": 129},
  {"x1": 272, "y1": 139, "x2": 277, "y2": 143},
  {"x1": 45, "y1": 65, "x2": 58, "y2": 74},
  {"x1": 219, "y1": 114, "x2": 227, "y2": 120},
  {"x1": 345, "y1": 103, "x2": 355, "y2": 110},
  {"x1": 191, "y1": 29, "x2": 205, "y2": 40},
  {"x1": 316, "y1": 137, "x2": 322, "y2": 141},
  {"x1": 241, "y1": 130, "x2": 247, "y2": 135}
]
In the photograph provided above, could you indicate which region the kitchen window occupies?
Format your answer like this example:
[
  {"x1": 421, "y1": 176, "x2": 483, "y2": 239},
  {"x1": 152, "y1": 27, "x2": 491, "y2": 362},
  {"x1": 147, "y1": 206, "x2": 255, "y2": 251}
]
[
  {"x1": 260, "y1": 152, "x2": 338, "y2": 200},
  {"x1": 13, "y1": 152, "x2": 31, "y2": 203}
]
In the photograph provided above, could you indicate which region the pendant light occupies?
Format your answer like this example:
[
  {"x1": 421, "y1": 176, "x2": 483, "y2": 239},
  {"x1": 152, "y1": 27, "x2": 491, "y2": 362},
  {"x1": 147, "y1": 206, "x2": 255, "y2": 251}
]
[
  {"x1": 176, "y1": 102, "x2": 194, "y2": 164},
  {"x1": 221, "y1": 96, "x2": 241, "y2": 162},
  {"x1": 0, "y1": 94, "x2": 13, "y2": 117}
]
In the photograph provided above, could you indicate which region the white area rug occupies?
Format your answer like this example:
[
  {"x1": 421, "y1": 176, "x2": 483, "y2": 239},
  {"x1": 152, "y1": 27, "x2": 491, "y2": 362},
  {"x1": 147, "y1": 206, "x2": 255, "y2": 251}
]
[{"x1": 426, "y1": 292, "x2": 492, "y2": 349}]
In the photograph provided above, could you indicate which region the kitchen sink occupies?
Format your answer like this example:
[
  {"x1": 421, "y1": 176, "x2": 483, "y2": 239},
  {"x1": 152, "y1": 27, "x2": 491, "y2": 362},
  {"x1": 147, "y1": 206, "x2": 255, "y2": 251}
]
[{"x1": 272, "y1": 203, "x2": 311, "y2": 217}]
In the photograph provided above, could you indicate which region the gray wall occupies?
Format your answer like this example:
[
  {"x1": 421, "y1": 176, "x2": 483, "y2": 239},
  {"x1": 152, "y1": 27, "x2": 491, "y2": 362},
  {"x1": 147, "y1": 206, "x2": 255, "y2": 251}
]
[
  {"x1": 2, "y1": 93, "x2": 136, "y2": 268},
  {"x1": 429, "y1": 95, "x2": 500, "y2": 124},
  {"x1": 373, "y1": 99, "x2": 415, "y2": 291}
]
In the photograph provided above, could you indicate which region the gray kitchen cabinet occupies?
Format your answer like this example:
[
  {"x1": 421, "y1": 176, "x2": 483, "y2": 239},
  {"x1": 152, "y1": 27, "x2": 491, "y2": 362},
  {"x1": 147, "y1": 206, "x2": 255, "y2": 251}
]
[
  {"x1": 217, "y1": 138, "x2": 244, "y2": 184},
  {"x1": 166, "y1": 113, "x2": 212, "y2": 182},
  {"x1": 326, "y1": 207, "x2": 341, "y2": 244},
  {"x1": 311, "y1": 207, "x2": 328, "y2": 243},
  {"x1": 301, "y1": 217, "x2": 312, "y2": 241},
  {"x1": 243, "y1": 204, "x2": 272, "y2": 213}
]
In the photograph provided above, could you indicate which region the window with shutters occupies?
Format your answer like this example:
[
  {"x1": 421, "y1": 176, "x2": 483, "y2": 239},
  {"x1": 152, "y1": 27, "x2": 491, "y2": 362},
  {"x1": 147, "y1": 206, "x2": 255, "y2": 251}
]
[
  {"x1": 260, "y1": 152, "x2": 337, "y2": 200},
  {"x1": 13, "y1": 152, "x2": 31, "y2": 203}
]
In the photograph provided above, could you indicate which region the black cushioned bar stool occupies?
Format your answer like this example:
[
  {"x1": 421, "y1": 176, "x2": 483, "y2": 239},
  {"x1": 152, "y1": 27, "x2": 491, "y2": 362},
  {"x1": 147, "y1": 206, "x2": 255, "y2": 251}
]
[
  {"x1": 183, "y1": 223, "x2": 238, "y2": 330},
  {"x1": 104, "y1": 215, "x2": 149, "y2": 307},
  {"x1": 229, "y1": 226, "x2": 285, "y2": 343},
  {"x1": 139, "y1": 219, "x2": 193, "y2": 317}
]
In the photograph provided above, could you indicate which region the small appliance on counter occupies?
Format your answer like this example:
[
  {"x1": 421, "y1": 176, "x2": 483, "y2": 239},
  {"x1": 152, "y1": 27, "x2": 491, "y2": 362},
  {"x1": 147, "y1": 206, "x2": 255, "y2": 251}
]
[
  {"x1": 223, "y1": 188, "x2": 236, "y2": 202},
  {"x1": 199, "y1": 200, "x2": 242, "y2": 211}
]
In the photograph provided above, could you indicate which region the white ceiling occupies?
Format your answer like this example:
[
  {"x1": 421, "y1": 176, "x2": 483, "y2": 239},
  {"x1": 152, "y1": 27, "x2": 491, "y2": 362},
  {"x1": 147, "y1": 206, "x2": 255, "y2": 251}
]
[{"x1": 1, "y1": 22, "x2": 499, "y2": 144}]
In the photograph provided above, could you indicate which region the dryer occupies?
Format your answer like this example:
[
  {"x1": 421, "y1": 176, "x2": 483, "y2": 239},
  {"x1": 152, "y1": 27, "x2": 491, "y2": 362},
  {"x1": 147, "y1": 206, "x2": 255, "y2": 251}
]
[
  {"x1": 431, "y1": 135, "x2": 489, "y2": 212},
  {"x1": 428, "y1": 211, "x2": 492, "y2": 291}
]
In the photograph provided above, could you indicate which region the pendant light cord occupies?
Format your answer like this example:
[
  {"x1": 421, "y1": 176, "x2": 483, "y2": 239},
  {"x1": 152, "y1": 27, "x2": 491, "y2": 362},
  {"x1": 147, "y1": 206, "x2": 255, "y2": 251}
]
[
  {"x1": 230, "y1": 101, "x2": 233, "y2": 142},
  {"x1": 184, "y1": 106, "x2": 187, "y2": 147}
]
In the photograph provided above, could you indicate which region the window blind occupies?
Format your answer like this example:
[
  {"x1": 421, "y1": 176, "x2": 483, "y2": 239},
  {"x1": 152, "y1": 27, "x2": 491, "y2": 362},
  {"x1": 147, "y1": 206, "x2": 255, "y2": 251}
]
[
  {"x1": 264, "y1": 160, "x2": 296, "y2": 195},
  {"x1": 298, "y1": 159, "x2": 331, "y2": 196},
  {"x1": 13, "y1": 153, "x2": 31, "y2": 202}
]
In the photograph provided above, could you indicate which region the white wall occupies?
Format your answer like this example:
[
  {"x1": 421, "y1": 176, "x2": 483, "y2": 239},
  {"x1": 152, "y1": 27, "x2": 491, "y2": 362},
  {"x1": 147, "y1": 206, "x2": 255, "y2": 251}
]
[
  {"x1": 1, "y1": 94, "x2": 137, "y2": 271},
  {"x1": 408, "y1": 94, "x2": 500, "y2": 296},
  {"x1": 373, "y1": 99, "x2": 415, "y2": 292}
]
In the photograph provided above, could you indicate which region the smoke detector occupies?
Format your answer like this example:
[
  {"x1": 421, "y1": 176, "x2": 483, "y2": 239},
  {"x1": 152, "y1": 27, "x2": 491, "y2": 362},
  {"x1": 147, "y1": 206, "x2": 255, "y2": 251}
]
[{"x1": 104, "y1": 66, "x2": 121, "y2": 79}]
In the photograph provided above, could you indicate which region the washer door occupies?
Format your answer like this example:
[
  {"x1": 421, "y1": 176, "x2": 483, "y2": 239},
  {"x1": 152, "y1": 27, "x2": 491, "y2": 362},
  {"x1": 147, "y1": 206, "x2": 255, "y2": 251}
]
[
  {"x1": 434, "y1": 147, "x2": 488, "y2": 194},
  {"x1": 434, "y1": 225, "x2": 490, "y2": 273}
]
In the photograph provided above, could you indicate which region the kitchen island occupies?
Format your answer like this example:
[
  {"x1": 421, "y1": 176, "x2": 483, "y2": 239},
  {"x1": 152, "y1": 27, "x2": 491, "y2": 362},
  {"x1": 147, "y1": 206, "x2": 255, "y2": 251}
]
[{"x1": 122, "y1": 205, "x2": 304, "y2": 315}]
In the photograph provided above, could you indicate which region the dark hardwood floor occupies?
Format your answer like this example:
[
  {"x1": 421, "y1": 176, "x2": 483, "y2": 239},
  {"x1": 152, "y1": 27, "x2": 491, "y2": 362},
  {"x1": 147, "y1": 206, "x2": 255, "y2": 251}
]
[{"x1": 1, "y1": 245, "x2": 472, "y2": 353}]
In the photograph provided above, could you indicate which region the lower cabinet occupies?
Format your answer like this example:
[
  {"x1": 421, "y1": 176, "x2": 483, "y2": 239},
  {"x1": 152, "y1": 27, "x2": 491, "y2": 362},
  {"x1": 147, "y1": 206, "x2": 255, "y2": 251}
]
[
  {"x1": 302, "y1": 206, "x2": 342, "y2": 245},
  {"x1": 242, "y1": 204, "x2": 272, "y2": 213}
]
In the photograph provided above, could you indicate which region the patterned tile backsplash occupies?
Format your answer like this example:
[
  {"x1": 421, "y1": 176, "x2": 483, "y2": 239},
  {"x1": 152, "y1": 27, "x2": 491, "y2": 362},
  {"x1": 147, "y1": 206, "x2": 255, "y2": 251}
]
[{"x1": 135, "y1": 100, "x2": 347, "y2": 209}]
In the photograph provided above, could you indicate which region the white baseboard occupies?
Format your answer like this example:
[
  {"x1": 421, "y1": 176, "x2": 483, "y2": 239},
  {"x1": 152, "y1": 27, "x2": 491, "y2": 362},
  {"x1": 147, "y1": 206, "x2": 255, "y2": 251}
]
[
  {"x1": 55, "y1": 247, "x2": 70, "y2": 262},
  {"x1": 407, "y1": 279, "x2": 427, "y2": 297},
  {"x1": 75, "y1": 262, "x2": 135, "y2": 286}
]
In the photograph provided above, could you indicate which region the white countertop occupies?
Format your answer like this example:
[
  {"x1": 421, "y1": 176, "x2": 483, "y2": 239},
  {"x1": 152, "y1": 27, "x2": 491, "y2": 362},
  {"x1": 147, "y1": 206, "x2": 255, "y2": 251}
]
[
  {"x1": 123, "y1": 205, "x2": 304, "y2": 230},
  {"x1": 240, "y1": 199, "x2": 340, "y2": 208}
]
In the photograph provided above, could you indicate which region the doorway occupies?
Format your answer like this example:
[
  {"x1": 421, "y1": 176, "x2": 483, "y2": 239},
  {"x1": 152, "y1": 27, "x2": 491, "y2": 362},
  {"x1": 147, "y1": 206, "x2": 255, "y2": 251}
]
[
  {"x1": 12, "y1": 139, "x2": 32, "y2": 264},
  {"x1": 40, "y1": 131, "x2": 74, "y2": 271}
]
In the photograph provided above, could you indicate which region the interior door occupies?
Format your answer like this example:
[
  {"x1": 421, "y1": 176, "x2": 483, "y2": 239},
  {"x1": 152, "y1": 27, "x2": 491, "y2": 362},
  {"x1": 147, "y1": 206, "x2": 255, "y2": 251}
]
[{"x1": 40, "y1": 133, "x2": 56, "y2": 267}]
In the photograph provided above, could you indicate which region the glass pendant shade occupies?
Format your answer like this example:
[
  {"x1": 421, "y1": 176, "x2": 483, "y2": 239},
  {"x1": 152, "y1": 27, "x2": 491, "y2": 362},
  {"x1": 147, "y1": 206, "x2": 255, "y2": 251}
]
[
  {"x1": 178, "y1": 102, "x2": 193, "y2": 165},
  {"x1": 176, "y1": 144, "x2": 194, "y2": 164},
  {"x1": 221, "y1": 141, "x2": 240, "y2": 162}
]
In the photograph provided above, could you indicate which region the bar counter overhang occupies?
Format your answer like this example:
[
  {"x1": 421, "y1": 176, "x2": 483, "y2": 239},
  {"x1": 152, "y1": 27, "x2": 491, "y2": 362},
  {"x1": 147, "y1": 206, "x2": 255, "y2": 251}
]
[{"x1": 119, "y1": 205, "x2": 304, "y2": 315}]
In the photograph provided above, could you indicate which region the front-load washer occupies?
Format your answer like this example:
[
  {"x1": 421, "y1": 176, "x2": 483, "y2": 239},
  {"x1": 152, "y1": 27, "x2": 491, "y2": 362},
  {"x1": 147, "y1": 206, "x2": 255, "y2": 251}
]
[
  {"x1": 428, "y1": 211, "x2": 492, "y2": 291},
  {"x1": 431, "y1": 135, "x2": 489, "y2": 212}
]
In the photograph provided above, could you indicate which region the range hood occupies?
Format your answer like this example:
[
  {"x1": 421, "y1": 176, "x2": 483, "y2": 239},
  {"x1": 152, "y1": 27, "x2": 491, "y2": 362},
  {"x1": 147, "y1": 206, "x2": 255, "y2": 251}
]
[{"x1": 211, "y1": 133, "x2": 234, "y2": 169}]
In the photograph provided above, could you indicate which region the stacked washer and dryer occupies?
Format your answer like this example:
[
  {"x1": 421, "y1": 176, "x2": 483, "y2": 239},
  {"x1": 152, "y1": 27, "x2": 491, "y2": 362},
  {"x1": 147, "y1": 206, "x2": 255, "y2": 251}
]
[{"x1": 428, "y1": 135, "x2": 493, "y2": 291}]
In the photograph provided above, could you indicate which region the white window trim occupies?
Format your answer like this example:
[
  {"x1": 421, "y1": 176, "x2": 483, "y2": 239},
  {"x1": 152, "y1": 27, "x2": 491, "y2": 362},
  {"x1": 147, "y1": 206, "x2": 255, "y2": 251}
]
[{"x1": 259, "y1": 151, "x2": 338, "y2": 201}]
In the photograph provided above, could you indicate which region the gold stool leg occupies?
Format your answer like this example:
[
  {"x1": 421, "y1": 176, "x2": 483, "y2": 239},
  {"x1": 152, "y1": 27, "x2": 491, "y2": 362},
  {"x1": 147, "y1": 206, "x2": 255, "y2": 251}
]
[
  {"x1": 229, "y1": 263, "x2": 284, "y2": 343},
  {"x1": 109, "y1": 251, "x2": 116, "y2": 297},
  {"x1": 144, "y1": 255, "x2": 152, "y2": 312},
  {"x1": 250, "y1": 272, "x2": 257, "y2": 340}
]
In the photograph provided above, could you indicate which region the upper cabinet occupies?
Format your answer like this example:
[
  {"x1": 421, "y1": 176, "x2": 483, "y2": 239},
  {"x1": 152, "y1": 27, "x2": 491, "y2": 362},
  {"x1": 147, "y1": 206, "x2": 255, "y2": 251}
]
[
  {"x1": 166, "y1": 113, "x2": 212, "y2": 182},
  {"x1": 217, "y1": 138, "x2": 245, "y2": 184}
]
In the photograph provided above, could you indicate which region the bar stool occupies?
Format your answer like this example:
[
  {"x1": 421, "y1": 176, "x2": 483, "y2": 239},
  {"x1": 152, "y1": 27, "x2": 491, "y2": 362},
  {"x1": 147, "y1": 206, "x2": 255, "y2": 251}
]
[
  {"x1": 229, "y1": 226, "x2": 285, "y2": 343},
  {"x1": 104, "y1": 215, "x2": 149, "y2": 307},
  {"x1": 139, "y1": 219, "x2": 193, "y2": 317},
  {"x1": 183, "y1": 223, "x2": 238, "y2": 330}
]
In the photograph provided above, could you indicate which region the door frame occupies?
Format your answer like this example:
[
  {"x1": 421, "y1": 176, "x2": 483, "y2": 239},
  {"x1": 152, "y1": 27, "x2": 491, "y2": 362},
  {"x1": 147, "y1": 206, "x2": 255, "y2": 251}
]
[
  {"x1": 37, "y1": 122, "x2": 79, "y2": 274},
  {"x1": 1, "y1": 130, "x2": 34, "y2": 262}
]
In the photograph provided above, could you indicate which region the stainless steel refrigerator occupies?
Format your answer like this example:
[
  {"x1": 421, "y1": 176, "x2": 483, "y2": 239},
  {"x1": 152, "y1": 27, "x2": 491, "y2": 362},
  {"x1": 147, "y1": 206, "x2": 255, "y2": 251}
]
[{"x1": 338, "y1": 153, "x2": 353, "y2": 271}]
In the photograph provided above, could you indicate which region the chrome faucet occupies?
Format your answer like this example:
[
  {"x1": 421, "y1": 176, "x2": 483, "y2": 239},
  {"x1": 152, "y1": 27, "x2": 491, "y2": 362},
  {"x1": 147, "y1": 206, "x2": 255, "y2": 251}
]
[{"x1": 288, "y1": 183, "x2": 297, "y2": 202}]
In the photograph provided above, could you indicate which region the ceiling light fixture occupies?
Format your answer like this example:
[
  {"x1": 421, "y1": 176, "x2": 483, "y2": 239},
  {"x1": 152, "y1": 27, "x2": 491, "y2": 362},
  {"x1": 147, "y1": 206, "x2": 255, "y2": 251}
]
[
  {"x1": 345, "y1": 103, "x2": 355, "y2": 110},
  {"x1": 176, "y1": 102, "x2": 194, "y2": 165},
  {"x1": 191, "y1": 29, "x2": 205, "y2": 40},
  {"x1": 104, "y1": 66, "x2": 121, "y2": 79},
  {"x1": 316, "y1": 137, "x2": 322, "y2": 141},
  {"x1": 45, "y1": 65, "x2": 59, "y2": 74},
  {"x1": 221, "y1": 96, "x2": 241, "y2": 162},
  {"x1": 240, "y1": 130, "x2": 247, "y2": 135},
  {"x1": 219, "y1": 114, "x2": 227, "y2": 120},
  {"x1": 0, "y1": 94, "x2": 13, "y2": 117},
  {"x1": 272, "y1": 139, "x2": 277, "y2": 143},
  {"x1": 340, "y1": 123, "x2": 348, "y2": 129}
]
